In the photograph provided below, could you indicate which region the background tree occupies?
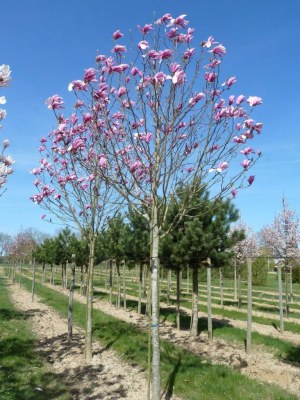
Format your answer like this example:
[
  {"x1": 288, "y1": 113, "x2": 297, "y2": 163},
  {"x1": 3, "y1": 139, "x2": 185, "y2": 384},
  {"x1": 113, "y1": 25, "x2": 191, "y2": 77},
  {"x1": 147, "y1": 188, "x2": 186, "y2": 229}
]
[
  {"x1": 161, "y1": 185, "x2": 240, "y2": 336},
  {"x1": 47, "y1": 12, "x2": 263, "y2": 398},
  {"x1": 231, "y1": 221, "x2": 260, "y2": 307}
]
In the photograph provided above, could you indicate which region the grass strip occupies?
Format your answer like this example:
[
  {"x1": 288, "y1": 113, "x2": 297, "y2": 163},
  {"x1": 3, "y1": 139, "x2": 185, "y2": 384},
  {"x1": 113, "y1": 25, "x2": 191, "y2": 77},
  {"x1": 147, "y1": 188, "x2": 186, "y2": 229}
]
[
  {"x1": 0, "y1": 277, "x2": 69, "y2": 400},
  {"x1": 18, "y1": 275, "x2": 298, "y2": 400}
]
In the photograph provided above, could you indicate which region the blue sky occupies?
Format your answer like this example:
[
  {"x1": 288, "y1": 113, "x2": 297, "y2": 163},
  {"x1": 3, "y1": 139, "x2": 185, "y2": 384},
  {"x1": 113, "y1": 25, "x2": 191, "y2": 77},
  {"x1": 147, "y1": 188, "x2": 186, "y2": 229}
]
[{"x1": 1, "y1": 0, "x2": 299, "y2": 237}]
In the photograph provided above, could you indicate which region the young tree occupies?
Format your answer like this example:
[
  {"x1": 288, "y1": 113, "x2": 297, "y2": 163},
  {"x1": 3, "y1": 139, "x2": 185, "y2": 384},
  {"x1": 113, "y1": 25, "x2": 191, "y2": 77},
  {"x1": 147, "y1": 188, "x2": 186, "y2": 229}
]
[
  {"x1": 0, "y1": 64, "x2": 13, "y2": 197},
  {"x1": 31, "y1": 97, "x2": 119, "y2": 362},
  {"x1": 44, "y1": 13, "x2": 263, "y2": 397},
  {"x1": 231, "y1": 221, "x2": 260, "y2": 307},
  {"x1": 261, "y1": 197, "x2": 300, "y2": 314}
]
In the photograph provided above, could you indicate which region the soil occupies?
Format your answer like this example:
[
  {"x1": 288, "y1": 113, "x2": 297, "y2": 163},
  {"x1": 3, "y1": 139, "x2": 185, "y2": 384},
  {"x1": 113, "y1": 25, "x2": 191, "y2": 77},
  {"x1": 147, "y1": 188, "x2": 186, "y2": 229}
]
[
  {"x1": 7, "y1": 281, "x2": 180, "y2": 400},
  {"x1": 6, "y1": 275, "x2": 300, "y2": 399}
]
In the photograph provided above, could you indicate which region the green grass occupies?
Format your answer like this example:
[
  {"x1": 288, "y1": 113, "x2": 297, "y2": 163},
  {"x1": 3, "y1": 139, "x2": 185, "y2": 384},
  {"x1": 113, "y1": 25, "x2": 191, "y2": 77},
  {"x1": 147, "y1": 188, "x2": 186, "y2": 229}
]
[
  {"x1": 17, "y1": 275, "x2": 299, "y2": 400},
  {"x1": 0, "y1": 277, "x2": 69, "y2": 400}
]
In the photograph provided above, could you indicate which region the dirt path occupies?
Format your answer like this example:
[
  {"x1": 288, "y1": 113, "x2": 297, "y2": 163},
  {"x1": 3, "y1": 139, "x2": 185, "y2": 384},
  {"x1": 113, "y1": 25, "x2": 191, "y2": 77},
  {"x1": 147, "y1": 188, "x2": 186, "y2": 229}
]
[
  {"x1": 41, "y1": 283, "x2": 300, "y2": 398},
  {"x1": 7, "y1": 281, "x2": 180, "y2": 400}
]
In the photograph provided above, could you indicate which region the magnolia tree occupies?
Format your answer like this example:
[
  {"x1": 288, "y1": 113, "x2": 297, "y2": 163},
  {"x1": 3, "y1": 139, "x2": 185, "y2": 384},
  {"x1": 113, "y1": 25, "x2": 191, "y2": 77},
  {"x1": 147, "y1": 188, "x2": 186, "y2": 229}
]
[
  {"x1": 230, "y1": 220, "x2": 260, "y2": 305},
  {"x1": 0, "y1": 65, "x2": 13, "y2": 196},
  {"x1": 261, "y1": 197, "x2": 300, "y2": 261},
  {"x1": 31, "y1": 87, "x2": 120, "y2": 362},
  {"x1": 41, "y1": 13, "x2": 263, "y2": 398}
]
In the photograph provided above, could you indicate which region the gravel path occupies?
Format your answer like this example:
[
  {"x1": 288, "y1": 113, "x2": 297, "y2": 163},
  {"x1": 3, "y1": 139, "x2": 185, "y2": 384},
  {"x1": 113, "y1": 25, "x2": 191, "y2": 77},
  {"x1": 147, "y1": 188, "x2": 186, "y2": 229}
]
[{"x1": 7, "y1": 281, "x2": 181, "y2": 400}]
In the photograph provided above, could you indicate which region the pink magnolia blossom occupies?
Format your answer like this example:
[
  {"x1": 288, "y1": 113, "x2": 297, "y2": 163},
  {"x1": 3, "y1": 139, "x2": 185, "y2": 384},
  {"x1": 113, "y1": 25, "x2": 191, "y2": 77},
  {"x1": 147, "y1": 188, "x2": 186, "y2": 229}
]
[
  {"x1": 155, "y1": 13, "x2": 172, "y2": 24},
  {"x1": 99, "y1": 155, "x2": 108, "y2": 169},
  {"x1": 112, "y1": 45, "x2": 127, "y2": 54},
  {"x1": 231, "y1": 188, "x2": 238, "y2": 198},
  {"x1": 247, "y1": 96, "x2": 263, "y2": 107},
  {"x1": 225, "y1": 76, "x2": 237, "y2": 87},
  {"x1": 113, "y1": 30, "x2": 124, "y2": 40},
  {"x1": 137, "y1": 24, "x2": 153, "y2": 34},
  {"x1": 138, "y1": 40, "x2": 149, "y2": 50},
  {"x1": 240, "y1": 159, "x2": 251, "y2": 169},
  {"x1": 171, "y1": 69, "x2": 186, "y2": 85},
  {"x1": 202, "y1": 36, "x2": 215, "y2": 48},
  {"x1": 46, "y1": 95, "x2": 64, "y2": 110},
  {"x1": 209, "y1": 161, "x2": 229, "y2": 173},
  {"x1": 0, "y1": 65, "x2": 11, "y2": 87},
  {"x1": 248, "y1": 175, "x2": 255, "y2": 185},
  {"x1": 188, "y1": 92, "x2": 205, "y2": 107},
  {"x1": 140, "y1": 132, "x2": 153, "y2": 144},
  {"x1": 205, "y1": 72, "x2": 216, "y2": 82},
  {"x1": 84, "y1": 68, "x2": 96, "y2": 82},
  {"x1": 183, "y1": 48, "x2": 195, "y2": 60},
  {"x1": 210, "y1": 44, "x2": 226, "y2": 56},
  {"x1": 112, "y1": 64, "x2": 129, "y2": 73},
  {"x1": 117, "y1": 86, "x2": 127, "y2": 97},
  {"x1": 167, "y1": 14, "x2": 189, "y2": 29},
  {"x1": 68, "y1": 80, "x2": 87, "y2": 91},
  {"x1": 240, "y1": 147, "x2": 255, "y2": 156},
  {"x1": 236, "y1": 95, "x2": 245, "y2": 105}
]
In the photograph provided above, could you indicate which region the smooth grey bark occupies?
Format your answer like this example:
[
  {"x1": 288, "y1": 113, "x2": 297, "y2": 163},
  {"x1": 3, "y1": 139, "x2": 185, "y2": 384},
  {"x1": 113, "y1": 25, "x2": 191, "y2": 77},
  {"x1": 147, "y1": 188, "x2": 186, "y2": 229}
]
[
  {"x1": 219, "y1": 268, "x2": 224, "y2": 308},
  {"x1": 109, "y1": 259, "x2": 113, "y2": 305},
  {"x1": 80, "y1": 265, "x2": 83, "y2": 295},
  {"x1": 290, "y1": 267, "x2": 293, "y2": 302},
  {"x1": 116, "y1": 263, "x2": 121, "y2": 309},
  {"x1": 123, "y1": 261, "x2": 127, "y2": 311},
  {"x1": 234, "y1": 259, "x2": 237, "y2": 301},
  {"x1": 278, "y1": 266, "x2": 284, "y2": 332},
  {"x1": 190, "y1": 266, "x2": 199, "y2": 336},
  {"x1": 19, "y1": 261, "x2": 22, "y2": 288},
  {"x1": 50, "y1": 264, "x2": 54, "y2": 285},
  {"x1": 150, "y1": 207, "x2": 160, "y2": 400},
  {"x1": 85, "y1": 235, "x2": 95, "y2": 362},
  {"x1": 237, "y1": 264, "x2": 242, "y2": 309},
  {"x1": 68, "y1": 254, "x2": 76, "y2": 342},
  {"x1": 42, "y1": 261, "x2": 46, "y2": 283},
  {"x1": 246, "y1": 258, "x2": 252, "y2": 354},
  {"x1": 31, "y1": 258, "x2": 36, "y2": 302},
  {"x1": 285, "y1": 268, "x2": 289, "y2": 317},
  {"x1": 176, "y1": 269, "x2": 181, "y2": 330},
  {"x1": 138, "y1": 263, "x2": 143, "y2": 315},
  {"x1": 166, "y1": 269, "x2": 171, "y2": 306},
  {"x1": 207, "y1": 260, "x2": 213, "y2": 341},
  {"x1": 186, "y1": 265, "x2": 190, "y2": 294}
]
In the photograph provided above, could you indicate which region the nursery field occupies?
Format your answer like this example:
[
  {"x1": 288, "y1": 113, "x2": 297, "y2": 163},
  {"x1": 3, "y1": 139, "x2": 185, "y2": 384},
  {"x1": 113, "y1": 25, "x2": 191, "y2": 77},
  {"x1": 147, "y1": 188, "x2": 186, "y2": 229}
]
[{"x1": 1, "y1": 262, "x2": 300, "y2": 399}]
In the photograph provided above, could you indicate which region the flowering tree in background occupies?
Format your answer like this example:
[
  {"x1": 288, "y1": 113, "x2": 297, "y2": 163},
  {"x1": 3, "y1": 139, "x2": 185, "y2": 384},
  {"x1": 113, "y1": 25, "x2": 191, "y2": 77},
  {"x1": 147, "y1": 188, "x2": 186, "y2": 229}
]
[
  {"x1": 261, "y1": 197, "x2": 300, "y2": 313},
  {"x1": 0, "y1": 64, "x2": 14, "y2": 196},
  {"x1": 261, "y1": 197, "x2": 300, "y2": 261},
  {"x1": 41, "y1": 13, "x2": 263, "y2": 398},
  {"x1": 31, "y1": 90, "x2": 120, "y2": 362},
  {"x1": 231, "y1": 221, "x2": 260, "y2": 306}
]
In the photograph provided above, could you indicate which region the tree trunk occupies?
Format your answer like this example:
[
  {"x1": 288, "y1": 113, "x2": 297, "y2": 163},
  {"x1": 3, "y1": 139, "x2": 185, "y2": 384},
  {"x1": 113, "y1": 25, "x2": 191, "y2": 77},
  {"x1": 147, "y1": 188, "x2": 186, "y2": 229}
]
[
  {"x1": 285, "y1": 268, "x2": 289, "y2": 317},
  {"x1": 278, "y1": 266, "x2": 284, "y2": 332},
  {"x1": 109, "y1": 259, "x2": 113, "y2": 305},
  {"x1": 290, "y1": 267, "x2": 293, "y2": 302},
  {"x1": 61, "y1": 264, "x2": 64, "y2": 288},
  {"x1": 19, "y1": 261, "x2": 22, "y2": 288},
  {"x1": 190, "y1": 266, "x2": 199, "y2": 336},
  {"x1": 68, "y1": 254, "x2": 76, "y2": 342},
  {"x1": 237, "y1": 264, "x2": 242, "y2": 309},
  {"x1": 65, "y1": 261, "x2": 68, "y2": 288},
  {"x1": 166, "y1": 269, "x2": 171, "y2": 306},
  {"x1": 186, "y1": 264, "x2": 190, "y2": 294},
  {"x1": 176, "y1": 269, "x2": 181, "y2": 330},
  {"x1": 234, "y1": 259, "x2": 237, "y2": 301},
  {"x1": 123, "y1": 261, "x2": 127, "y2": 311},
  {"x1": 85, "y1": 235, "x2": 96, "y2": 362},
  {"x1": 51, "y1": 264, "x2": 54, "y2": 285},
  {"x1": 83, "y1": 265, "x2": 88, "y2": 297},
  {"x1": 150, "y1": 207, "x2": 160, "y2": 400},
  {"x1": 138, "y1": 263, "x2": 143, "y2": 315},
  {"x1": 42, "y1": 261, "x2": 46, "y2": 283},
  {"x1": 207, "y1": 260, "x2": 213, "y2": 341},
  {"x1": 80, "y1": 265, "x2": 83, "y2": 295},
  {"x1": 219, "y1": 268, "x2": 224, "y2": 308},
  {"x1": 31, "y1": 258, "x2": 36, "y2": 302},
  {"x1": 246, "y1": 258, "x2": 252, "y2": 354},
  {"x1": 116, "y1": 263, "x2": 121, "y2": 309}
]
